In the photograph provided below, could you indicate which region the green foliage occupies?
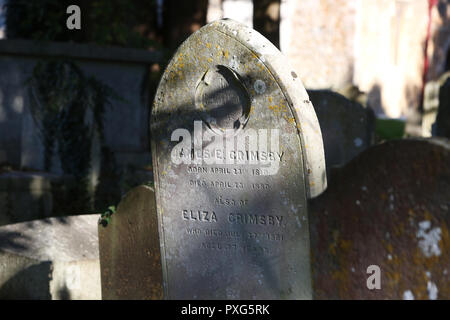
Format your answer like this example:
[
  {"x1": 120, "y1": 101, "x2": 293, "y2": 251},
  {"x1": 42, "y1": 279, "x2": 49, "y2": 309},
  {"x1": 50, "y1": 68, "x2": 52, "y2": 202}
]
[
  {"x1": 99, "y1": 205, "x2": 116, "y2": 227},
  {"x1": 5, "y1": 0, "x2": 161, "y2": 49},
  {"x1": 375, "y1": 118, "x2": 406, "y2": 141}
]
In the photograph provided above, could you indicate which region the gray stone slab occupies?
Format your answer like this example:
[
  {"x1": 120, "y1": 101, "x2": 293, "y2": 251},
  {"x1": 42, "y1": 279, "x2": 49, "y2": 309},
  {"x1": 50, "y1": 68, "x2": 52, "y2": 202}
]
[
  {"x1": 308, "y1": 90, "x2": 375, "y2": 171},
  {"x1": 151, "y1": 19, "x2": 326, "y2": 299},
  {"x1": 0, "y1": 214, "x2": 99, "y2": 261},
  {"x1": 0, "y1": 214, "x2": 101, "y2": 299}
]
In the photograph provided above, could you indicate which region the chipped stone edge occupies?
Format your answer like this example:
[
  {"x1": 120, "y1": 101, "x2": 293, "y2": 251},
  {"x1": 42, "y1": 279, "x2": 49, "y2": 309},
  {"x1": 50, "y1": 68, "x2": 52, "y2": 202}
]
[{"x1": 205, "y1": 19, "x2": 327, "y2": 198}]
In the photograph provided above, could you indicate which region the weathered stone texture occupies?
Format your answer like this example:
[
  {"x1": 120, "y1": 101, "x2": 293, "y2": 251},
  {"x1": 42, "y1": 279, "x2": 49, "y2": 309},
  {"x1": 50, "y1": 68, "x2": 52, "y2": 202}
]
[
  {"x1": 0, "y1": 214, "x2": 100, "y2": 299},
  {"x1": 98, "y1": 185, "x2": 163, "y2": 300},
  {"x1": 151, "y1": 19, "x2": 326, "y2": 299},
  {"x1": 310, "y1": 138, "x2": 450, "y2": 300}
]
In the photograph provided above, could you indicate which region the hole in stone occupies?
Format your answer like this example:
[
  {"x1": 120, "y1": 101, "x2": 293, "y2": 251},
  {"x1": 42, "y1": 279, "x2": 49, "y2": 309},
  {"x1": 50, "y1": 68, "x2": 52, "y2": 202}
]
[{"x1": 195, "y1": 65, "x2": 250, "y2": 133}]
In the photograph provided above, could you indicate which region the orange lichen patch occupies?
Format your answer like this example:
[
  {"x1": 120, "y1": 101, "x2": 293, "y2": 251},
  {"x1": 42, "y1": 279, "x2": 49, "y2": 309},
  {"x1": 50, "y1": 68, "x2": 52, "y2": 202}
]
[{"x1": 269, "y1": 104, "x2": 288, "y2": 113}]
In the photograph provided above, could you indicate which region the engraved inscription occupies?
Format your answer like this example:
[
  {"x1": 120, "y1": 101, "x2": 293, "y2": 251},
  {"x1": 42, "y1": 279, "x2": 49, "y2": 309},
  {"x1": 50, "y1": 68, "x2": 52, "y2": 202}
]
[
  {"x1": 228, "y1": 213, "x2": 284, "y2": 227},
  {"x1": 182, "y1": 209, "x2": 218, "y2": 222}
]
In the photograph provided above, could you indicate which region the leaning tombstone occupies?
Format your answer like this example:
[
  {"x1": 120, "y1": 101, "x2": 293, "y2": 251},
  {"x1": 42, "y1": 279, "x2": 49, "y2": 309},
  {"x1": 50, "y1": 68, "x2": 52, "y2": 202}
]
[{"x1": 150, "y1": 19, "x2": 326, "y2": 299}]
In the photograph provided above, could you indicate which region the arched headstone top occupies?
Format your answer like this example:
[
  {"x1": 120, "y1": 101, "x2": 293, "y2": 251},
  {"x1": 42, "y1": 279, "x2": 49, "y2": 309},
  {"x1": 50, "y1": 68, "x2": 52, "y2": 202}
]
[{"x1": 153, "y1": 18, "x2": 326, "y2": 198}]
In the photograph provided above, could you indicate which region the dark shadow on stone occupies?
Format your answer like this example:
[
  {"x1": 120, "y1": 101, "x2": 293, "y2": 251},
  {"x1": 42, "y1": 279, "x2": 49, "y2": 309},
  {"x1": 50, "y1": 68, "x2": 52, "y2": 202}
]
[
  {"x1": 0, "y1": 262, "x2": 52, "y2": 299},
  {"x1": 0, "y1": 230, "x2": 32, "y2": 253},
  {"x1": 56, "y1": 284, "x2": 71, "y2": 300}
]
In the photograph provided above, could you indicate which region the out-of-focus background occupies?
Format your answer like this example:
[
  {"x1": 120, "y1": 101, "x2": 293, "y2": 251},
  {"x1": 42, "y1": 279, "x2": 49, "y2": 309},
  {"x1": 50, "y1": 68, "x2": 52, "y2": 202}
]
[{"x1": 0, "y1": 0, "x2": 449, "y2": 219}]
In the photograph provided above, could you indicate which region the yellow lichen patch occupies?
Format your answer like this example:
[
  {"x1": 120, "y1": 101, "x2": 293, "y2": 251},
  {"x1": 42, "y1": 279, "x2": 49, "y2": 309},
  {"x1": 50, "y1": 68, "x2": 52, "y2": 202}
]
[
  {"x1": 393, "y1": 222, "x2": 405, "y2": 237},
  {"x1": 340, "y1": 239, "x2": 352, "y2": 251},
  {"x1": 269, "y1": 104, "x2": 288, "y2": 114},
  {"x1": 385, "y1": 271, "x2": 401, "y2": 287},
  {"x1": 206, "y1": 43, "x2": 211, "y2": 49},
  {"x1": 423, "y1": 210, "x2": 433, "y2": 222}
]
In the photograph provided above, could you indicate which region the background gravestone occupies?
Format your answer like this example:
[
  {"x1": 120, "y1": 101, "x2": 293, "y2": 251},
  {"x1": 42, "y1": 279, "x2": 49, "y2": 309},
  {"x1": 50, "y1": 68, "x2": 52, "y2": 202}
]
[
  {"x1": 151, "y1": 19, "x2": 326, "y2": 299},
  {"x1": 309, "y1": 138, "x2": 450, "y2": 300},
  {"x1": 308, "y1": 90, "x2": 375, "y2": 171},
  {"x1": 98, "y1": 185, "x2": 163, "y2": 300},
  {"x1": 435, "y1": 73, "x2": 450, "y2": 139}
]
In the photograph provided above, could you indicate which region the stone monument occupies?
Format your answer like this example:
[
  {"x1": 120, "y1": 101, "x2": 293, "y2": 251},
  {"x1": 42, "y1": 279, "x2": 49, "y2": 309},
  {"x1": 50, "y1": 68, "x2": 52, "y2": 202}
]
[{"x1": 150, "y1": 19, "x2": 326, "y2": 299}]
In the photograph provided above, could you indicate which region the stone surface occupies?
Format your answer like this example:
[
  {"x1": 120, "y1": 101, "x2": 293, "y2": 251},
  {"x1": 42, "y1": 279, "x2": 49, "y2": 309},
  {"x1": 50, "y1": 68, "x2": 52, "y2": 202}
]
[
  {"x1": 309, "y1": 138, "x2": 450, "y2": 300},
  {"x1": 0, "y1": 214, "x2": 100, "y2": 299},
  {"x1": 98, "y1": 185, "x2": 163, "y2": 300},
  {"x1": 308, "y1": 90, "x2": 375, "y2": 171},
  {"x1": 435, "y1": 73, "x2": 450, "y2": 139},
  {"x1": 151, "y1": 19, "x2": 326, "y2": 299},
  {"x1": 0, "y1": 171, "x2": 57, "y2": 226}
]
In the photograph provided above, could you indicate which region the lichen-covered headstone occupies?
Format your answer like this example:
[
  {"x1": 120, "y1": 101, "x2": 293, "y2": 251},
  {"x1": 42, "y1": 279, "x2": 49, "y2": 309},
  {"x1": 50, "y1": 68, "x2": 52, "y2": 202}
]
[
  {"x1": 307, "y1": 90, "x2": 375, "y2": 171},
  {"x1": 309, "y1": 138, "x2": 450, "y2": 300},
  {"x1": 151, "y1": 19, "x2": 326, "y2": 299}
]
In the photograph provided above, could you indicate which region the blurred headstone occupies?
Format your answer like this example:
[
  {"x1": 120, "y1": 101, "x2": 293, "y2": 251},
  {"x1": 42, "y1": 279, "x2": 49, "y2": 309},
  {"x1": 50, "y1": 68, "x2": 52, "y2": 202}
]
[
  {"x1": 309, "y1": 138, "x2": 450, "y2": 300},
  {"x1": 308, "y1": 90, "x2": 375, "y2": 172}
]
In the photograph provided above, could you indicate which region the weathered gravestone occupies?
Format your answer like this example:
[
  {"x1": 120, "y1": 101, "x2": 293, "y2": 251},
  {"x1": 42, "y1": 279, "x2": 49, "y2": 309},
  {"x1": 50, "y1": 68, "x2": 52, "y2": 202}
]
[
  {"x1": 307, "y1": 90, "x2": 375, "y2": 171},
  {"x1": 98, "y1": 185, "x2": 163, "y2": 300},
  {"x1": 150, "y1": 19, "x2": 326, "y2": 299},
  {"x1": 0, "y1": 214, "x2": 100, "y2": 299},
  {"x1": 309, "y1": 138, "x2": 450, "y2": 300}
]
